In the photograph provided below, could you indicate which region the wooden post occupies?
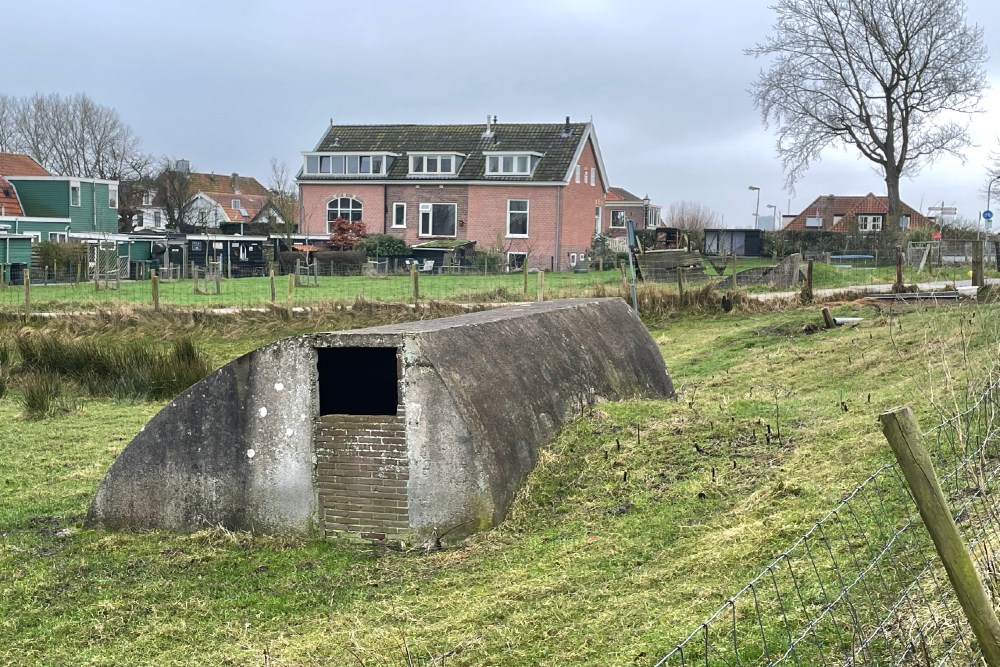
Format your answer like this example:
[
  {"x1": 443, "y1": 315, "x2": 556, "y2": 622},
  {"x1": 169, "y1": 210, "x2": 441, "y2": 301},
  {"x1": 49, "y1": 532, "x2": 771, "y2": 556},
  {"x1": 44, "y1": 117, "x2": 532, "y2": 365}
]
[
  {"x1": 76, "y1": 261, "x2": 81, "y2": 286},
  {"x1": 215, "y1": 268, "x2": 221, "y2": 295},
  {"x1": 972, "y1": 241, "x2": 984, "y2": 287},
  {"x1": 917, "y1": 243, "x2": 931, "y2": 273},
  {"x1": 94, "y1": 259, "x2": 100, "y2": 291},
  {"x1": 151, "y1": 270, "x2": 160, "y2": 311},
  {"x1": 730, "y1": 253, "x2": 737, "y2": 290},
  {"x1": 821, "y1": 307, "x2": 836, "y2": 329},
  {"x1": 295, "y1": 258, "x2": 301, "y2": 287},
  {"x1": 893, "y1": 245, "x2": 904, "y2": 292},
  {"x1": 880, "y1": 407, "x2": 1000, "y2": 667},
  {"x1": 23, "y1": 267, "x2": 30, "y2": 315},
  {"x1": 411, "y1": 262, "x2": 419, "y2": 304},
  {"x1": 803, "y1": 260, "x2": 814, "y2": 302},
  {"x1": 677, "y1": 266, "x2": 685, "y2": 302},
  {"x1": 287, "y1": 271, "x2": 294, "y2": 303},
  {"x1": 537, "y1": 269, "x2": 544, "y2": 302},
  {"x1": 523, "y1": 260, "x2": 529, "y2": 297},
  {"x1": 269, "y1": 267, "x2": 276, "y2": 302}
]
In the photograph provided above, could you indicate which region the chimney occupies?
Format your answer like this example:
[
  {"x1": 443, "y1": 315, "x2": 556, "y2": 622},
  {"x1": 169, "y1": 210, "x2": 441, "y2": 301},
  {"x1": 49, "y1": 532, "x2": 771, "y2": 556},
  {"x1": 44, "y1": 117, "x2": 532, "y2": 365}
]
[
  {"x1": 482, "y1": 114, "x2": 494, "y2": 139},
  {"x1": 561, "y1": 116, "x2": 572, "y2": 137},
  {"x1": 231, "y1": 173, "x2": 240, "y2": 194},
  {"x1": 174, "y1": 159, "x2": 190, "y2": 175}
]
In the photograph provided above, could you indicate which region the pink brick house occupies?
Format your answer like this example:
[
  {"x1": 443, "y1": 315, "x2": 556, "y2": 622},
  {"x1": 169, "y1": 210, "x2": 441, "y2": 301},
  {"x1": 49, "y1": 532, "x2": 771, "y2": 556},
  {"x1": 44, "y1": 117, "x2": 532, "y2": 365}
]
[{"x1": 296, "y1": 117, "x2": 610, "y2": 270}]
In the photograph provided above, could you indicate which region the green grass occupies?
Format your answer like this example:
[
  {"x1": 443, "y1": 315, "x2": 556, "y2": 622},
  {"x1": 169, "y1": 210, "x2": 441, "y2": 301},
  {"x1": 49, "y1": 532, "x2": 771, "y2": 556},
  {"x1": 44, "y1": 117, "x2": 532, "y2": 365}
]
[{"x1": 1, "y1": 299, "x2": 999, "y2": 665}]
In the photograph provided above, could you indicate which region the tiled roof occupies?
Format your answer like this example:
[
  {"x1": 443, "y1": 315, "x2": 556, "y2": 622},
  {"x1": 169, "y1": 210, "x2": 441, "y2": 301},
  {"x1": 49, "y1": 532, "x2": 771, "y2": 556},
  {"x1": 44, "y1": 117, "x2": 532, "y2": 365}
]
[
  {"x1": 0, "y1": 177, "x2": 24, "y2": 216},
  {"x1": 300, "y1": 122, "x2": 592, "y2": 183},
  {"x1": 188, "y1": 172, "x2": 270, "y2": 197},
  {"x1": 784, "y1": 193, "x2": 931, "y2": 232},
  {"x1": 607, "y1": 186, "x2": 641, "y2": 202},
  {"x1": 0, "y1": 153, "x2": 50, "y2": 177},
  {"x1": 204, "y1": 192, "x2": 268, "y2": 222}
]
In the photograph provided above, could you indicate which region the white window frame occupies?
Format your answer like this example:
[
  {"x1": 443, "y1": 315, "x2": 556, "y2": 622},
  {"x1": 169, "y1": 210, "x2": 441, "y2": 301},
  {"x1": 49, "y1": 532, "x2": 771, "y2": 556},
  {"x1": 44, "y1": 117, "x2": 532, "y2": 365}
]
[
  {"x1": 569, "y1": 252, "x2": 578, "y2": 266},
  {"x1": 303, "y1": 152, "x2": 391, "y2": 176},
  {"x1": 232, "y1": 198, "x2": 241, "y2": 210},
  {"x1": 484, "y1": 152, "x2": 540, "y2": 176},
  {"x1": 142, "y1": 190, "x2": 155, "y2": 206},
  {"x1": 70, "y1": 180, "x2": 81, "y2": 207},
  {"x1": 153, "y1": 211, "x2": 162, "y2": 226},
  {"x1": 392, "y1": 202, "x2": 407, "y2": 228},
  {"x1": 805, "y1": 216, "x2": 823, "y2": 228},
  {"x1": 418, "y1": 202, "x2": 458, "y2": 238},
  {"x1": 610, "y1": 210, "x2": 626, "y2": 228},
  {"x1": 108, "y1": 184, "x2": 119, "y2": 209},
  {"x1": 575, "y1": 165, "x2": 581, "y2": 183},
  {"x1": 899, "y1": 214, "x2": 911, "y2": 229},
  {"x1": 857, "y1": 214, "x2": 883, "y2": 233},
  {"x1": 507, "y1": 252, "x2": 527, "y2": 271},
  {"x1": 506, "y1": 199, "x2": 529, "y2": 238},
  {"x1": 48, "y1": 232, "x2": 68, "y2": 242},
  {"x1": 327, "y1": 197, "x2": 364, "y2": 230},
  {"x1": 408, "y1": 153, "x2": 462, "y2": 176},
  {"x1": 590, "y1": 167, "x2": 596, "y2": 187}
]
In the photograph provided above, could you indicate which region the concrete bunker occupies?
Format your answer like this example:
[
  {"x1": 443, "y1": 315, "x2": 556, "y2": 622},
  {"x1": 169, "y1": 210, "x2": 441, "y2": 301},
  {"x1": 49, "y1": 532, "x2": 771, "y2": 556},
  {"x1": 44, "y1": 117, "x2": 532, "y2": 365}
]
[{"x1": 87, "y1": 298, "x2": 675, "y2": 544}]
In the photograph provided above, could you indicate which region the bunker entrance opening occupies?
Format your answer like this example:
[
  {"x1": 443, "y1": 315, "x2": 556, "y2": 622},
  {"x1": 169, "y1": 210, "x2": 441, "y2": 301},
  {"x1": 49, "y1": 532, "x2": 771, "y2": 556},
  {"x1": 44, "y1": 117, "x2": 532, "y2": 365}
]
[{"x1": 316, "y1": 347, "x2": 399, "y2": 416}]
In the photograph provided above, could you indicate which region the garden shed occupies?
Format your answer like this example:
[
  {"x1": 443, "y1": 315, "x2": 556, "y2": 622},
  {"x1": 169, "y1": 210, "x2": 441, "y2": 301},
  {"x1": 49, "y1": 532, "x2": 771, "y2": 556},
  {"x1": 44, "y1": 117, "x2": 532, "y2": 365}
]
[
  {"x1": 87, "y1": 298, "x2": 674, "y2": 545},
  {"x1": 0, "y1": 233, "x2": 32, "y2": 284}
]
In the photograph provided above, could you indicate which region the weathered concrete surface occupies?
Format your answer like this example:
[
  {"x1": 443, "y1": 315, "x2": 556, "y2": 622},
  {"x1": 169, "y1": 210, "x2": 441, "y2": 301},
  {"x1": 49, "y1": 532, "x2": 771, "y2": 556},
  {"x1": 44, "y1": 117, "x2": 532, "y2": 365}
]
[{"x1": 88, "y1": 298, "x2": 674, "y2": 541}]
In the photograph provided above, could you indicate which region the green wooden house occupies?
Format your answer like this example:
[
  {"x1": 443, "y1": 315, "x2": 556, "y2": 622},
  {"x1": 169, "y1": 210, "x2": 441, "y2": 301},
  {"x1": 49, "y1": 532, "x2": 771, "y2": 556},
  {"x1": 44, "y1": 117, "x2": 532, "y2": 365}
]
[
  {"x1": 5, "y1": 176, "x2": 119, "y2": 239},
  {"x1": 0, "y1": 233, "x2": 33, "y2": 283}
]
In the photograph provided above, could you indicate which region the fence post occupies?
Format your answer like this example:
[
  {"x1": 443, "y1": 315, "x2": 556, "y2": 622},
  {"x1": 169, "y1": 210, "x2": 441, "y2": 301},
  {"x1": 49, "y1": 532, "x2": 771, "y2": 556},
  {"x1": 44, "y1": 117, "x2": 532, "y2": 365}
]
[
  {"x1": 215, "y1": 268, "x2": 222, "y2": 295},
  {"x1": 893, "y1": 245, "x2": 904, "y2": 292},
  {"x1": 411, "y1": 262, "x2": 419, "y2": 305},
  {"x1": 75, "y1": 261, "x2": 82, "y2": 286},
  {"x1": 523, "y1": 260, "x2": 529, "y2": 297},
  {"x1": 879, "y1": 406, "x2": 1000, "y2": 667},
  {"x1": 537, "y1": 269, "x2": 544, "y2": 303},
  {"x1": 802, "y1": 260, "x2": 814, "y2": 302},
  {"x1": 23, "y1": 267, "x2": 30, "y2": 315},
  {"x1": 730, "y1": 253, "x2": 737, "y2": 290},
  {"x1": 287, "y1": 271, "x2": 294, "y2": 304},
  {"x1": 677, "y1": 267, "x2": 685, "y2": 303},
  {"x1": 269, "y1": 267, "x2": 276, "y2": 303},
  {"x1": 295, "y1": 258, "x2": 301, "y2": 287},
  {"x1": 151, "y1": 270, "x2": 160, "y2": 311},
  {"x1": 972, "y1": 241, "x2": 984, "y2": 287}
]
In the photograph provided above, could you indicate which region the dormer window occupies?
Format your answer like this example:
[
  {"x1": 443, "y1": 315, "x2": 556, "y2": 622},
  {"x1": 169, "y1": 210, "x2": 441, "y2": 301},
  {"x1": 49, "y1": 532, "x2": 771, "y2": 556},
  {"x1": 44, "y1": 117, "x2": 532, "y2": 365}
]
[
  {"x1": 408, "y1": 153, "x2": 463, "y2": 176},
  {"x1": 484, "y1": 152, "x2": 542, "y2": 176},
  {"x1": 303, "y1": 152, "x2": 393, "y2": 176}
]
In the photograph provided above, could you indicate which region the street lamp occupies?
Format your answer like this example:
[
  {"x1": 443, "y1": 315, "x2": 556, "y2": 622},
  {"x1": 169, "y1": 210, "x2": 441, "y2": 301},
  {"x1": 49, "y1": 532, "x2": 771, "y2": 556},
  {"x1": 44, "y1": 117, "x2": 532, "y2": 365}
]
[
  {"x1": 748, "y1": 186, "x2": 761, "y2": 229},
  {"x1": 766, "y1": 203, "x2": 777, "y2": 231},
  {"x1": 642, "y1": 194, "x2": 651, "y2": 229}
]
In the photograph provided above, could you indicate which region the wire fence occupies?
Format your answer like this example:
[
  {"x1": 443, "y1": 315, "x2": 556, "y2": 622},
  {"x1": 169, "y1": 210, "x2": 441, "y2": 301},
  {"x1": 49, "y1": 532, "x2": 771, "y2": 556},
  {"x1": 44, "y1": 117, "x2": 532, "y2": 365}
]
[
  {"x1": 0, "y1": 255, "x2": 987, "y2": 314},
  {"x1": 655, "y1": 377, "x2": 1000, "y2": 666}
]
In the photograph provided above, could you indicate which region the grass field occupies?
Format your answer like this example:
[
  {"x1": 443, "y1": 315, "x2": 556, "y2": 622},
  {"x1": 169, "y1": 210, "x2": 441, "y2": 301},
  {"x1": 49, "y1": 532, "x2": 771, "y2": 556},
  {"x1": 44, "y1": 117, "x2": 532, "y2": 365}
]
[{"x1": 1, "y1": 297, "x2": 998, "y2": 665}]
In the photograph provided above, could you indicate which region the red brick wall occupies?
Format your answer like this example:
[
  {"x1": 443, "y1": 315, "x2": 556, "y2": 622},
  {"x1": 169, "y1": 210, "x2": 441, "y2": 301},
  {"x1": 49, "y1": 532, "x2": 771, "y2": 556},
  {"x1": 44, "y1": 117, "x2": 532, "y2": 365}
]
[
  {"x1": 314, "y1": 412, "x2": 409, "y2": 543},
  {"x1": 465, "y1": 185, "x2": 559, "y2": 270},
  {"x1": 299, "y1": 184, "x2": 386, "y2": 236},
  {"x1": 384, "y1": 183, "x2": 469, "y2": 245},
  {"x1": 560, "y1": 137, "x2": 606, "y2": 270}
]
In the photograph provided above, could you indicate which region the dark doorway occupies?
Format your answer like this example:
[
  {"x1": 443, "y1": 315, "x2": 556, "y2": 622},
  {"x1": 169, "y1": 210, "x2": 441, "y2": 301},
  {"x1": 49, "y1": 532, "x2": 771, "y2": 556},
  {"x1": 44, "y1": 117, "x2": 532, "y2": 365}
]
[{"x1": 316, "y1": 347, "x2": 398, "y2": 416}]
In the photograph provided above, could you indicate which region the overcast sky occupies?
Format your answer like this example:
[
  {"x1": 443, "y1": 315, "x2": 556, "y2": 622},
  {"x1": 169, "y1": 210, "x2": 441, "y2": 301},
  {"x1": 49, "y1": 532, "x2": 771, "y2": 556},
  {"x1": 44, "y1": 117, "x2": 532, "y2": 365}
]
[{"x1": 6, "y1": 0, "x2": 999, "y2": 228}]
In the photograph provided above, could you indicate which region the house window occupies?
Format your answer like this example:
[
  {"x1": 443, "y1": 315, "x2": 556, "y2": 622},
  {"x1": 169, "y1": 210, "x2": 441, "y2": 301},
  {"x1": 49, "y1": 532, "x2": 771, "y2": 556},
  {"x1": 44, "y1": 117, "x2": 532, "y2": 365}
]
[
  {"x1": 418, "y1": 202, "x2": 456, "y2": 237},
  {"x1": 569, "y1": 252, "x2": 578, "y2": 266},
  {"x1": 484, "y1": 153, "x2": 538, "y2": 176},
  {"x1": 610, "y1": 210, "x2": 626, "y2": 228},
  {"x1": 392, "y1": 202, "x2": 406, "y2": 228},
  {"x1": 575, "y1": 165, "x2": 581, "y2": 183},
  {"x1": 590, "y1": 167, "x2": 596, "y2": 187},
  {"x1": 595, "y1": 206, "x2": 602, "y2": 233},
  {"x1": 305, "y1": 153, "x2": 388, "y2": 176},
  {"x1": 857, "y1": 214, "x2": 883, "y2": 233},
  {"x1": 48, "y1": 232, "x2": 68, "y2": 242},
  {"x1": 409, "y1": 154, "x2": 458, "y2": 175},
  {"x1": 109, "y1": 184, "x2": 119, "y2": 209},
  {"x1": 70, "y1": 181, "x2": 81, "y2": 207},
  {"x1": 899, "y1": 214, "x2": 911, "y2": 229},
  {"x1": 507, "y1": 199, "x2": 529, "y2": 237},
  {"x1": 507, "y1": 252, "x2": 527, "y2": 270},
  {"x1": 583, "y1": 169, "x2": 589, "y2": 185},
  {"x1": 154, "y1": 211, "x2": 161, "y2": 225},
  {"x1": 232, "y1": 198, "x2": 241, "y2": 210},
  {"x1": 142, "y1": 191, "x2": 155, "y2": 206},
  {"x1": 327, "y1": 197, "x2": 363, "y2": 229},
  {"x1": 805, "y1": 216, "x2": 823, "y2": 228},
  {"x1": 136, "y1": 211, "x2": 144, "y2": 226}
]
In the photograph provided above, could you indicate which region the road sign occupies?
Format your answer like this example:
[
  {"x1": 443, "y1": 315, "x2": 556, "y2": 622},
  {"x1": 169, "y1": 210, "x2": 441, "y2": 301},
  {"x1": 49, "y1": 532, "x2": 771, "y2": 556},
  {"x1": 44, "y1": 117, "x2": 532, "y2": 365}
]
[
  {"x1": 929, "y1": 206, "x2": 958, "y2": 216},
  {"x1": 984, "y1": 210, "x2": 994, "y2": 221}
]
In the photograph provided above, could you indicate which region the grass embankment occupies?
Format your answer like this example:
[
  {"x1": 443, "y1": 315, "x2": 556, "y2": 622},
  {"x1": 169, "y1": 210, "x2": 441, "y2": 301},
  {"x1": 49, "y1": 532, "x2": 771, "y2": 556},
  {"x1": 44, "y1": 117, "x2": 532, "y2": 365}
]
[{"x1": 1, "y1": 298, "x2": 998, "y2": 665}]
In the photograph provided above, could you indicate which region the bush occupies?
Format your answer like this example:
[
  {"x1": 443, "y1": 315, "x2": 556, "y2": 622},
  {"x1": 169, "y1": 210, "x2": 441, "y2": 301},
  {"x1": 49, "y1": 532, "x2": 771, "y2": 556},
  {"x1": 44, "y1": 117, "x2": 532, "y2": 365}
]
[
  {"x1": 359, "y1": 234, "x2": 410, "y2": 257},
  {"x1": 20, "y1": 374, "x2": 67, "y2": 420},
  {"x1": 36, "y1": 241, "x2": 88, "y2": 275}
]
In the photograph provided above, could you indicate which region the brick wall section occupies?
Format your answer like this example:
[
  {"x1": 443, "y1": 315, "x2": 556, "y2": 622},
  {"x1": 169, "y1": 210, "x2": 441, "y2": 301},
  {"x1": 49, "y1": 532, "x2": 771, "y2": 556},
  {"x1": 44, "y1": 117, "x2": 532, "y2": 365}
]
[
  {"x1": 299, "y1": 183, "x2": 386, "y2": 235},
  {"x1": 560, "y1": 137, "x2": 606, "y2": 269},
  {"x1": 314, "y1": 411, "x2": 409, "y2": 542}
]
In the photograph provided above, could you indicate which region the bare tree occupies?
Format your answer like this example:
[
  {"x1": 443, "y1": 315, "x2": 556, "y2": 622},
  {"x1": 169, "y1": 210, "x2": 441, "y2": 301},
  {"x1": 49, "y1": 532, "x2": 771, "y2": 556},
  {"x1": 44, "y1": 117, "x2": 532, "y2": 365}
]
[
  {"x1": 268, "y1": 158, "x2": 298, "y2": 240},
  {"x1": 154, "y1": 158, "x2": 195, "y2": 230},
  {"x1": 747, "y1": 0, "x2": 988, "y2": 240},
  {"x1": 2, "y1": 92, "x2": 151, "y2": 181},
  {"x1": 665, "y1": 200, "x2": 720, "y2": 232}
]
